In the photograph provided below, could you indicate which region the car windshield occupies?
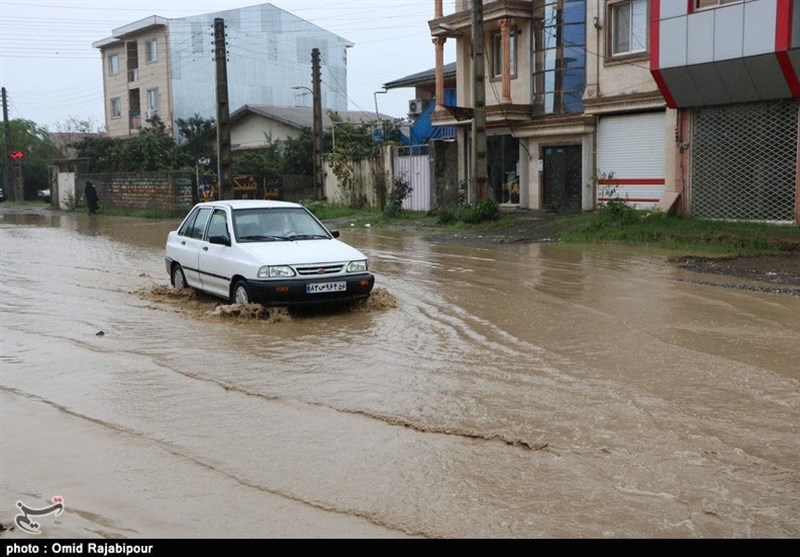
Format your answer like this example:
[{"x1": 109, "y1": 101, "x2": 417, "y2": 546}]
[{"x1": 232, "y1": 207, "x2": 331, "y2": 242}]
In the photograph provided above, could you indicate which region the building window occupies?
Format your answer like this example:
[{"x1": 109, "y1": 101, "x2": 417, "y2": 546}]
[
  {"x1": 533, "y1": 0, "x2": 586, "y2": 115},
  {"x1": 110, "y1": 98, "x2": 121, "y2": 118},
  {"x1": 147, "y1": 88, "x2": 159, "y2": 112},
  {"x1": 108, "y1": 54, "x2": 119, "y2": 76},
  {"x1": 695, "y1": 0, "x2": 741, "y2": 9},
  {"x1": 611, "y1": 0, "x2": 647, "y2": 57},
  {"x1": 145, "y1": 39, "x2": 158, "y2": 63},
  {"x1": 492, "y1": 31, "x2": 517, "y2": 78}
]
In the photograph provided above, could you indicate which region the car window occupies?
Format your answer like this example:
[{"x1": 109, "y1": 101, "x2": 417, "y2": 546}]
[
  {"x1": 188, "y1": 208, "x2": 213, "y2": 240},
  {"x1": 206, "y1": 209, "x2": 229, "y2": 241},
  {"x1": 178, "y1": 208, "x2": 198, "y2": 236},
  {"x1": 233, "y1": 207, "x2": 330, "y2": 242}
]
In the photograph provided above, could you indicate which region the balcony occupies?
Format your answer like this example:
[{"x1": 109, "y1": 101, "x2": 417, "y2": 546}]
[{"x1": 430, "y1": 0, "x2": 534, "y2": 38}]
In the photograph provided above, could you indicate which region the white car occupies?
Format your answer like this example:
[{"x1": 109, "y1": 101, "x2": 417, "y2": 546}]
[{"x1": 165, "y1": 200, "x2": 374, "y2": 306}]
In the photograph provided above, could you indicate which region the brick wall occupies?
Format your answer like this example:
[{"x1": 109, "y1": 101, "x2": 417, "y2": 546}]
[{"x1": 78, "y1": 171, "x2": 195, "y2": 211}]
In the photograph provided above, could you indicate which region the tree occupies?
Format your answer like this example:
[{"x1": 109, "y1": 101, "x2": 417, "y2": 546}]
[
  {"x1": 73, "y1": 114, "x2": 193, "y2": 172},
  {"x1": 0, "y1": 119, "x2": 60, "y2": 198},
  {"x1": 176, "y1": 113, "x2": 215, "y2": 164}
]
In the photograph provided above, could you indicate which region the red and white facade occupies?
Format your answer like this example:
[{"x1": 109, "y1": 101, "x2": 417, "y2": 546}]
[{"x1": 650, "y1": 0, "x2": 800, "y2": 223}]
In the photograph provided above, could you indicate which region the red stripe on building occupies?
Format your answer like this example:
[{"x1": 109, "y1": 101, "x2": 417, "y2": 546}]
[
  {"x1": 776, "y1": 0, "x2": 793, "y2": 50},
  {"x1": 776, "y1": 0, "x2": 800, "y2": 97},
  {"x1": 598, "y1": 178, "x2": 666, "y2": 185},
  {"x1": 598, "y1": 198, "x2": 661, "y2": 203},
  {"x1": 649, "y1": 1, "x2": 678, "y2": 108},
  {"x1": 650, "y1": 0, "x2": 661, "y2": 71}
]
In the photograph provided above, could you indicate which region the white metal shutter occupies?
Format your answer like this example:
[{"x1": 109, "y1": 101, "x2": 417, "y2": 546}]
[{"x1": 597, "y1": 111, "x2": 666, "y2": 209}]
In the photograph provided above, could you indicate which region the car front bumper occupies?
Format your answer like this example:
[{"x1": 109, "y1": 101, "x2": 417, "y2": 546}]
[{"x1": 246, "y1": 273, "x2": 375, "y2": 306}]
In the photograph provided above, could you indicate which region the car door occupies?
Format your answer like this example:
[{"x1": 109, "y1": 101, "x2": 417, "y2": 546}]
[
  {"x1": 198, "y1": 208, "x2": 234, "y2": 298},
  {"x1": 173, "y1": 207, "x2": 213, "y2": 287}
]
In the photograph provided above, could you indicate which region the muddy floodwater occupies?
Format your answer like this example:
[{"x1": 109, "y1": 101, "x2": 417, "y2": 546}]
[{"x1": 1, "y1": 209, "x2": 798, "y2": 539}]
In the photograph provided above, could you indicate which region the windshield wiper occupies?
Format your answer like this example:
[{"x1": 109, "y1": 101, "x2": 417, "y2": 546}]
[
  {"x1": 286, "y1": 234, "x2": 330, "y2": 240},
  {"x1": 238, "y1": 235, "x2": 291, "y2": 241}
]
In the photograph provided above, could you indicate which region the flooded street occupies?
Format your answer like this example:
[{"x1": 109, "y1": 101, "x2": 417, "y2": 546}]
[{"x1": 1, "y1": 209, "x2": 798, "y2": 538}]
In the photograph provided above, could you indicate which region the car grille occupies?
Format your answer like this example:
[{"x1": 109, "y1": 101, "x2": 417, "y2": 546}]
[{"x1": 296, "y1": 264, "x2": 344, "y2": 276}]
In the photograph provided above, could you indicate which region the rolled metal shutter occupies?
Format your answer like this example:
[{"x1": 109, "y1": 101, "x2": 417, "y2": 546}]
[{"x1": 597, "y1": 111, "x2": 666, "y2": 209}]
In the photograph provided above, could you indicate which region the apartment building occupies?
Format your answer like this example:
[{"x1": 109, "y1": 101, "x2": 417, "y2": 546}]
[
  {"x1": 93, "y1": 3, "x2": 352, "y2": 140},
  {"x1": 426, "y1": 0, "x2": 799, "y2": 222}
]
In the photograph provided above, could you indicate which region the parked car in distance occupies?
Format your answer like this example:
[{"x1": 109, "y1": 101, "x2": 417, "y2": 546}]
[
  {"x1": 37, "y1": 189, "x2": 51, "y2": 203},
  {"x1": 165, "y1": 200, "x2": 375, "y2": 306}
]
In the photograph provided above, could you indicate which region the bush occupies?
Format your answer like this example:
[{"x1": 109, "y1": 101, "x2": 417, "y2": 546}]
[
  {"x1": 459, "y1": 200, "x2": 499, "y2": 224},
  {"x1": 436, "y1": 206, "x2": 457, "y2": 225},
  {"x1": 436, "y1": 199, "x2": 499, "y2": 225},
  {"x1": 383, "y1": 176, "x2": 413, "y2": 217}
]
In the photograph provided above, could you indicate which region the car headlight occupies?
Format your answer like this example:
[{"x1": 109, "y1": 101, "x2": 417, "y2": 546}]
[
  {"x1": 258, "y1": 265, "x2": 295, "y2": 278},
  {"x1": 346, "y1": 260, "x2": 368, "y2": 273}
]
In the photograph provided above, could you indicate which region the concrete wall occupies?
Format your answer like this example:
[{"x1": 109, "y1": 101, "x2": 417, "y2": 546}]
[{"x1": 323, "y1": 158, "x2": 384, "y2": 207}]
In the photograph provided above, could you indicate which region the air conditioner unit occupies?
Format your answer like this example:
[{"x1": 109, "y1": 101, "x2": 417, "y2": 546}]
[{"x1": 408, "y1": 99, "x2": 423, "y2": 115}]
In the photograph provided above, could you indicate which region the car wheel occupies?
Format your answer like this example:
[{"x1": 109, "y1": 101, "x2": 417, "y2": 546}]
[
  {"x1": 231, "y1": 279, "x2": 251, "y2": 305},
  {"x1": 172, "y1": 265, "x2": 188, "y2": 290}
]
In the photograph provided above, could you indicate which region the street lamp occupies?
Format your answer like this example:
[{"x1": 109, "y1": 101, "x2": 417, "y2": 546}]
[{"x1": 292, "y1": 85, "x2": 312, "y2": 107}]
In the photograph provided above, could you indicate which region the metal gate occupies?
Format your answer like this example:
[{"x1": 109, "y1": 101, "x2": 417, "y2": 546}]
[
  {"x1": 692, "y1": 101, "x2": 798, "y2": 222},
  {"x1": 392, "y1": 146, "x2": 431, "y2": 212},
  {"x1": 543, "y1": 145, "x2": 582, "y2": 213}
]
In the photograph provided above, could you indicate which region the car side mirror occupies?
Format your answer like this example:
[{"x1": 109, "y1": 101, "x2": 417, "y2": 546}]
[
  {"x1": 209, "y1": 235, "x2": 231, "y2": 246},
  {"x1": 331, "y1": 230, "x2": 340, "y2": 238}
]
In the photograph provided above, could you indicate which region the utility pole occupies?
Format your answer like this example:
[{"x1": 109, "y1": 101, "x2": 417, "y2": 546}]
[
  {"x1": 311, "y1": 48, "x2": 324, "y2": 200},
  {"x1": 2, "y1": 87, "x2": 15, "y2": 202},
  {"x1": 214, "y1": 18, "x2": 233, "y2": 200},
  {"x1": 471, "y1": 0, "x2": 488, "y2": 202}
]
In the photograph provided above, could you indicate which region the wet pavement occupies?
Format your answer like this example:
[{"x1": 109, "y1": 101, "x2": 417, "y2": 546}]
[{"x1": 1, "y1": 208, "x2": 798, "y2": 538}]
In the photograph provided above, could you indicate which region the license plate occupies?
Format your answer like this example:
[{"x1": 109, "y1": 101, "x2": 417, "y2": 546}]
[{"x1": 306, "y1": 281, "x2": 346, "y2": 294}]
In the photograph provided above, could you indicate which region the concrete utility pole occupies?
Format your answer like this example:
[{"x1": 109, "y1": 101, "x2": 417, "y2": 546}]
[
  {"x1": 471, "y1": 0, "x2": 488, "y2": 202},
  {"x1": 311, "y1": 48, "x2": 324, "y2": 201},
  {"x1": 2, "y1": 87, "x2": 15, "y2": 202},
  {"x1": 214, "y1": 18, "x2": 233, "y2": 200}
]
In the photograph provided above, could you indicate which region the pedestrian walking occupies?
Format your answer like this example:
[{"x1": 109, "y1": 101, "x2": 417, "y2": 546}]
[{"x1": 84, "y1": 181, "x2": 99, "y2": 214}]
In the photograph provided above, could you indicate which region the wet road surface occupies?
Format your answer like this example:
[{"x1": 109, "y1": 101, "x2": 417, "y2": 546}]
[{"x1": 1, "y1": 209, "x2": 798, "y2": 538}]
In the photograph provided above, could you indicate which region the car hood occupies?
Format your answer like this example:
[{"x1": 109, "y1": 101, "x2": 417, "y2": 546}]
[{"x1": 238, "y1": 238, "x2": 367, "y2": 265}]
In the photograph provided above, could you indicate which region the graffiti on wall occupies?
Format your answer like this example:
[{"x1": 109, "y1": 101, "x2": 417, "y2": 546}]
[{"x1": 199, "y1": 175, "x2": 283, "y2": 202}]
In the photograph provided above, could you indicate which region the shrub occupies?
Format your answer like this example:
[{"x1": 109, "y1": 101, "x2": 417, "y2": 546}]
[
  {"x1": 436, "y1": 199, "x2": 499, "y2": 225},
  {"x1": 383, "y1": 175, "x2": 413, "y2": 217}
]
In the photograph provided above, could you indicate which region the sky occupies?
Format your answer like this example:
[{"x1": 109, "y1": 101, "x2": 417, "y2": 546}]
[{"x1": 0, "y1": 0, "x2": 457, "y2": 131}]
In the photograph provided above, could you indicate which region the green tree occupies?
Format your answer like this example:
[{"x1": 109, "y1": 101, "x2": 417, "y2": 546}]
[
  {"x1": 73, "y1": 114, "x2": 192, "y2": 172},
  {"x1": 0, "y1": 119, "x2": 60, "y2": 198},
  {"x1": 176, "y1": 113, "x2": 215, "y2": 164}
]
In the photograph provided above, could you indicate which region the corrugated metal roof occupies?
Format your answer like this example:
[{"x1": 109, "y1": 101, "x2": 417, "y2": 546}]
[
  {"x1": 230, "y1": 105, "x2": 394, "y2": 130},
  {"x1": 383, "y1": 62, "x2": 457, "y2": 90}
]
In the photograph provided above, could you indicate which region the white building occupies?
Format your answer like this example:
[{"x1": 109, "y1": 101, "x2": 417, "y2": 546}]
[{"x1": 93, "y1": 3, "x2": 352, "y2": 140}]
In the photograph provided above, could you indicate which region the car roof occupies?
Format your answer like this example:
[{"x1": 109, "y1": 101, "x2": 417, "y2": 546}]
[{"x1": 194, "y1": 199, "x2": 302, "y2": 210}]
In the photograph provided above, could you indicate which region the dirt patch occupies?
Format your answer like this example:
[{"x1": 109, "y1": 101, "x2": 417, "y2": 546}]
[{"x1": 669, "y1": 254, "x2": 800, "y2": 295}]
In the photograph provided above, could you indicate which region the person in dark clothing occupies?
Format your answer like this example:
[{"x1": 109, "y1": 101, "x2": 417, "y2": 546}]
[{"x1": 84, "y1": 181, "x2": 99, "y2": 214}]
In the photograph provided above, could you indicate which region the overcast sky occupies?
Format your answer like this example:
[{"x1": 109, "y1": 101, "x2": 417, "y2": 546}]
[{"x1": 0, "y1": 0, "x2": 457, "y2": 131}]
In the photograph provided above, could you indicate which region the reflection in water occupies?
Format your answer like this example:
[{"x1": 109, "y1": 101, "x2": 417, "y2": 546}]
[{"x1": 1, "y1": 208, "x2": 798, "y2": 538}]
